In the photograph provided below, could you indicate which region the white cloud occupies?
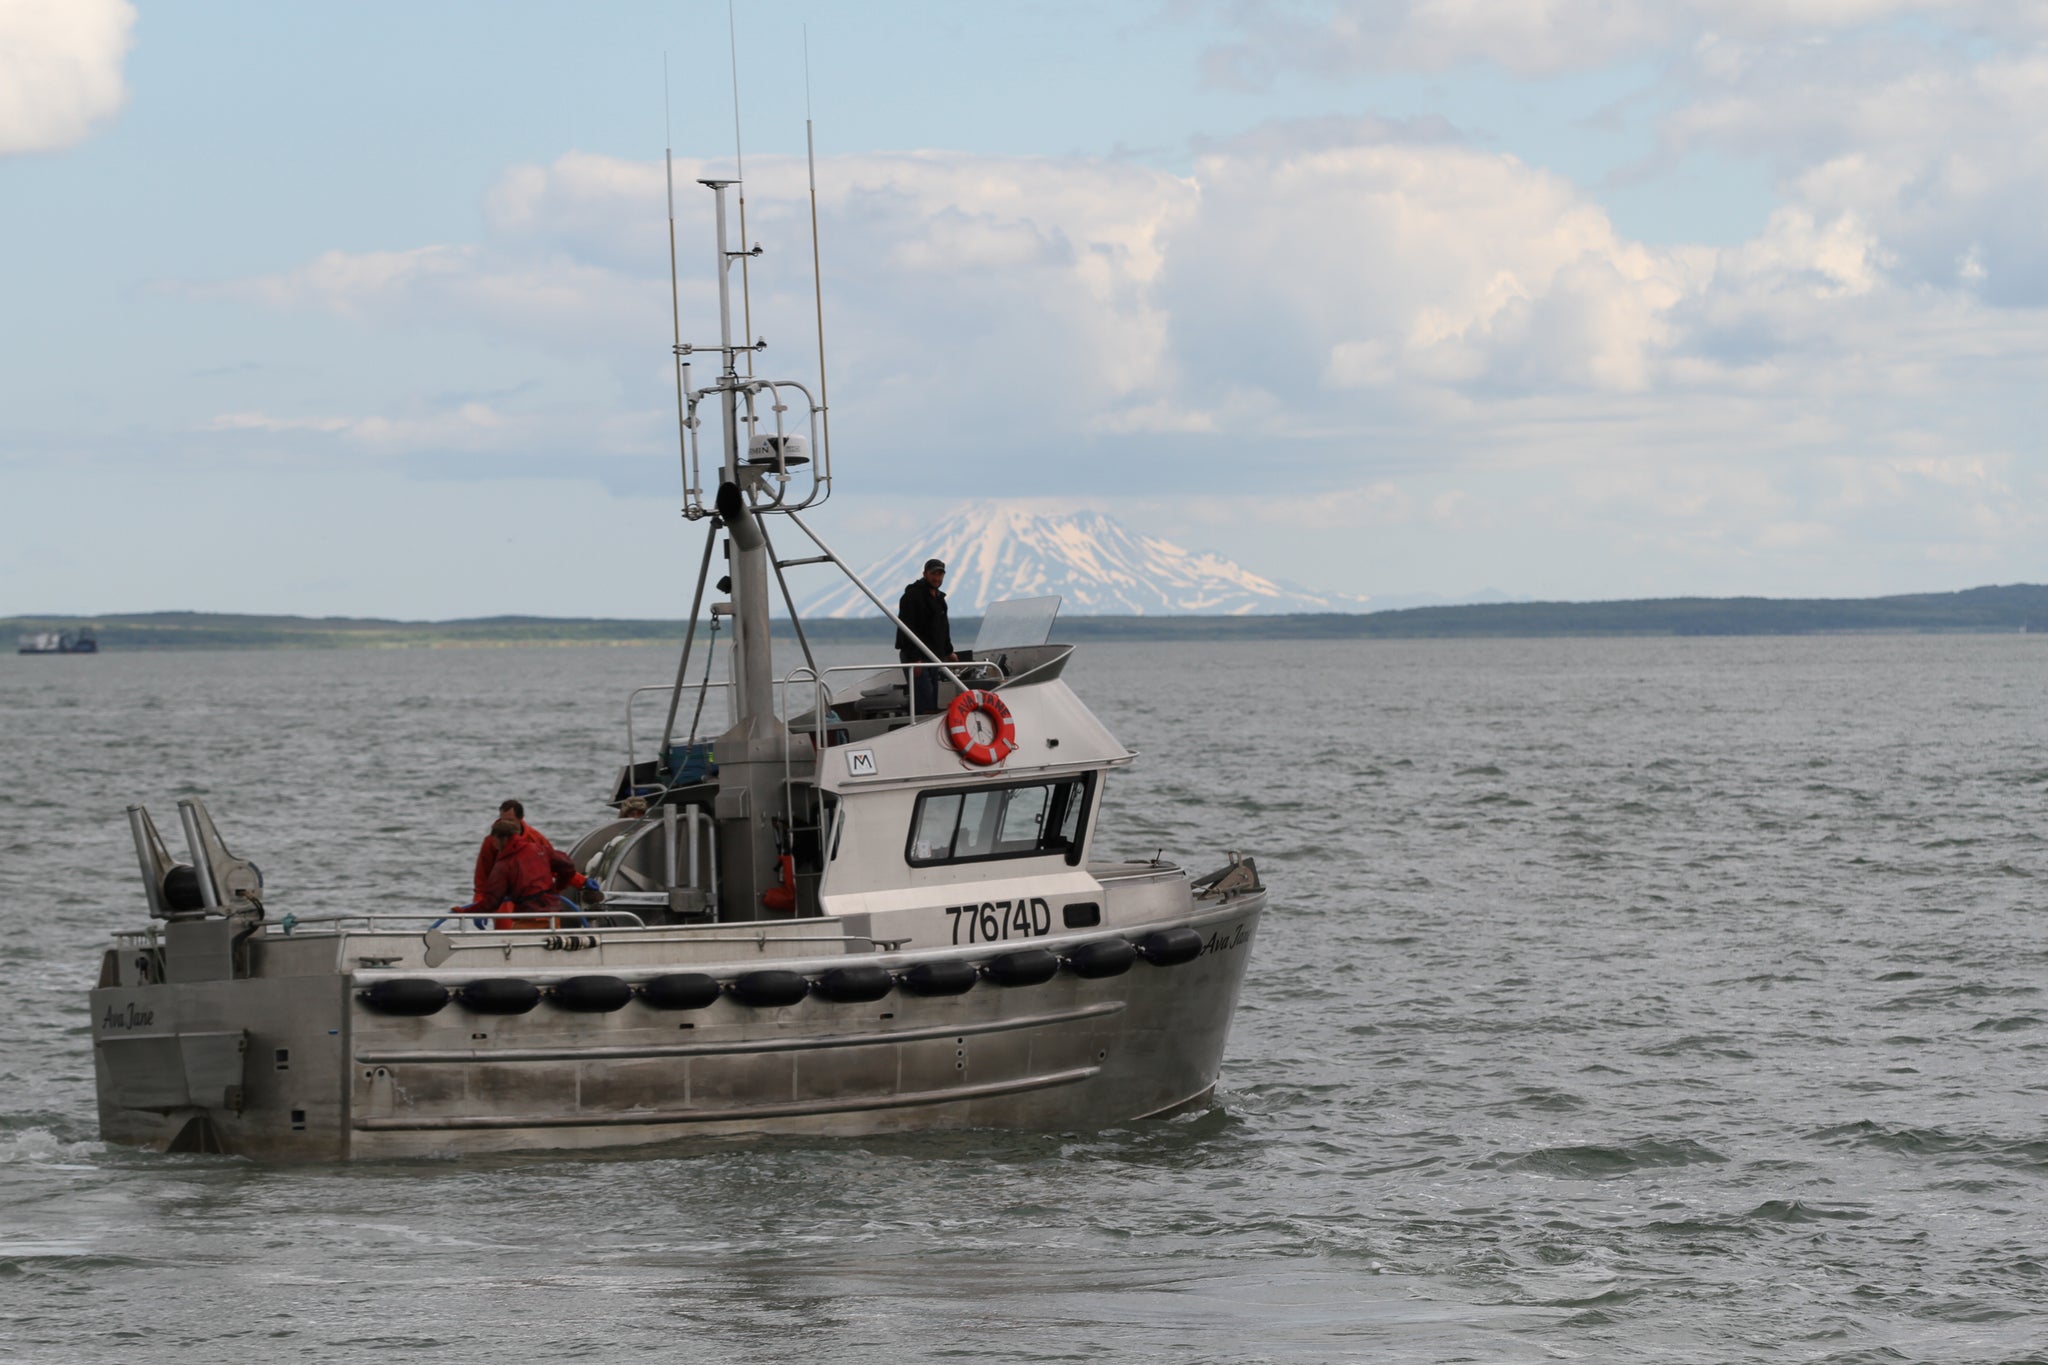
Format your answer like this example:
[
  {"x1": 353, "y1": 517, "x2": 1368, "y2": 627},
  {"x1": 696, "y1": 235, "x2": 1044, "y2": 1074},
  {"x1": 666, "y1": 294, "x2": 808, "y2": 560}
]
[
  {"x1": 206, "y1": 412, "x2": 356, "y2": 436},
  {"x1": 216, "y1": 126, "x2": 2046, "y2": 434},
  {"x1": 204, "y1": 404, "x2": 514, "y2": 451},
  {"x1": 1668, "y1": 40, "x2": 2048, "y2": 304},
  {"x1": 225, "y1": 242, "x2": 654, "y2": 343},
  {"x1": 223, "y1": 132, "x2": 1712, "y2": 451},
  {"x1": 1157, "y1": 125, "x2": 1710, "y2": 411},
  {"x1": 1200, "y1": 4, "x2": 2048, "y2": 310},
  {"x1": 198, "y1": 401, "x2": 665, "y2": 471},
  {"x1": 198, "y1": 113, "x2": 2048, "y2": 594},
  {"x1": 219, "y1": 149, "x2": 1199, "y2": 447},
  {"x1": 0, "y1": 0, "x2": 134, "y2": 156},
  {"x1": 1200, "y1": 0, "x2": 2034, "y2": 80}
]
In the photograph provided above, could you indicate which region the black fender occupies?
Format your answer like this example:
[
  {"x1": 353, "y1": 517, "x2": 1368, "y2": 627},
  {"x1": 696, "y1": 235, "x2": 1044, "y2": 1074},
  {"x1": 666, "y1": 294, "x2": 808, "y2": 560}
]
[
  {"x1": 814, "y1": 964, "x2": 894, "y2": 1003},
  {"x1": 457, "y1": 978, "x2": 542, "y2": 1014},
  {"x1": 729, "y1": 969, "x2": 809, "y2": 1008},
  {"x1": 1064, "y1": 938, "x2": 1137, "y2": 979},
  {"x1": 359, "y1": 978, "x2": 449, "y2": 1016},
  {"x1": 1136, "y1": 927, "x2": 1205, "y2": 967},
  {"x1": 550, "y1": 975, "x2": 633, "y2": 1012},
  {"x1": 899, "y1": 960, "x2": 978, "y2": 997},
  {"x1": 983, "y1": 948, "x2": 1059, "y2": 987},
  {"x1": 638, "y1": 973, "x2": 722, "y2": 1010}
]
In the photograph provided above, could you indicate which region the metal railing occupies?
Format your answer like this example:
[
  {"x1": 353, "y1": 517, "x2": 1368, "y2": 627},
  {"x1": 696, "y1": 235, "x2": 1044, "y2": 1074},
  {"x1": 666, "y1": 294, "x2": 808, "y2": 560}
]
[
  {"x1": 624, "y1": 661, "x2": 995, "y2": 773},
  {"x1": 678, "y1": 378, "x2": 830, "y2": 518},
  {"x1": 111, "y1": 909, "x2": 651, "y2": 946},
  {"x1": 626, "y1": 680, "x2": 734, "y2": 779}
]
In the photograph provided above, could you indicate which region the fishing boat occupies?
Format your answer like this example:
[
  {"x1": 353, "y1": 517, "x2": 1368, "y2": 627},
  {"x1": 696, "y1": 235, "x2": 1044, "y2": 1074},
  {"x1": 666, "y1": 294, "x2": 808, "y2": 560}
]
[{"x1": 88, "y1": 151, "x2": 1265, "y2": 1160}]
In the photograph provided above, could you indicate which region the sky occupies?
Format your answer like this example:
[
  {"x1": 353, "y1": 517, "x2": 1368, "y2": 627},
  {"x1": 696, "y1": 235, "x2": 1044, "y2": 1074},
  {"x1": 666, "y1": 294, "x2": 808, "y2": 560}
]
[{"x1": 3, "y1": 0, "x2": 2044, "y2": 618}]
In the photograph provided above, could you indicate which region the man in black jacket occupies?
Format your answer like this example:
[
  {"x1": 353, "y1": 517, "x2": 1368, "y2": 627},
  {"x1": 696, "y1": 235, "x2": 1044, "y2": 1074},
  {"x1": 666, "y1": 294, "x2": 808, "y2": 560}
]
[{"x1": 896, "y1": 558, "x2": 956, "y2": 715}]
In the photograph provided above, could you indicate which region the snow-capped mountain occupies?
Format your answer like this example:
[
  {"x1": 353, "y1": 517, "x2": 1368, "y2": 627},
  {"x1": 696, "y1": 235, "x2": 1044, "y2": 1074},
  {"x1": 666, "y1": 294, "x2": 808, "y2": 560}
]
[{"x1": 798, "y1": 504, "x2": 1373, "y2": 617}]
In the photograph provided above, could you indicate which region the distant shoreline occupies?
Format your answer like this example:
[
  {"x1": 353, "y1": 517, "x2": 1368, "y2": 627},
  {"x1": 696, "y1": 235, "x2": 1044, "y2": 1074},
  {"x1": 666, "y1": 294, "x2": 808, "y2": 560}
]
[{"x1": 7, "y1": 584, "x2": 2046, "y2": 650}]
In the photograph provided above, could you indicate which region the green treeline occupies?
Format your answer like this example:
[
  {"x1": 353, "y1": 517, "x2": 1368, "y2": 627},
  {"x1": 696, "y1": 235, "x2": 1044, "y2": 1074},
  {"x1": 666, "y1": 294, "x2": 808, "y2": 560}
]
[{"x1": 6, "y1": 584, "x2": 2047, "y2": 651}]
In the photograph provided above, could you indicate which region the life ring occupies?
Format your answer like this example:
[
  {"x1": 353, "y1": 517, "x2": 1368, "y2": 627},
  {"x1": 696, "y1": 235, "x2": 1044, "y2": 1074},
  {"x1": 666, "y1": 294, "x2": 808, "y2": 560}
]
[{"x1": 943, "y1": 689, "x2": 1018, "y2": 765}]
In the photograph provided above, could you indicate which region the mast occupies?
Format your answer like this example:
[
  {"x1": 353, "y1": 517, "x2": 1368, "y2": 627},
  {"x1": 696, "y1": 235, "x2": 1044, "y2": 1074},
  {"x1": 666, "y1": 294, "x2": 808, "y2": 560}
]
[
  {"x1": 700, "y1": 177, "x2": 783, "y2": 918},
  {"x1": 669, "y1": 130, "x2": 856, "y2": 919},
  {"x1": 703, "y1": 179, "x2": 776, "y2": 734}
]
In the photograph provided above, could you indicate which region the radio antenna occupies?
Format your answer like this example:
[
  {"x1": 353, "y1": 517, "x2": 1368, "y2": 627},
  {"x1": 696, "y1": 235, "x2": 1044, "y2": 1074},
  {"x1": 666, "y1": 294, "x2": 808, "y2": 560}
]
[
  {"x1": 664, "y1": 54, "x2": 691, "y2": 501},
  {"x1": 727, "y1": 0, "x2": 756, "y2": 384},
  {"x1": 804, "y1": 27, "x2": 832, "y2": 487}
]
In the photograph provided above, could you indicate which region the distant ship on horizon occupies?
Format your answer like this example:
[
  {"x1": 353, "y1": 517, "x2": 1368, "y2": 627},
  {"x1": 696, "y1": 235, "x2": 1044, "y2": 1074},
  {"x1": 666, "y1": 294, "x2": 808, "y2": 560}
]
[{"x1": 18, "y1": 627, "x2": 97, "y2": 655}]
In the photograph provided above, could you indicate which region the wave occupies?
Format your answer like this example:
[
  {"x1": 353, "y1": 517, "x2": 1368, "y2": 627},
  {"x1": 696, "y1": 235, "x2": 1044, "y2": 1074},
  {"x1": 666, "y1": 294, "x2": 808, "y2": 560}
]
[
  {"x1": 1809, "y1": 1120, "x2": 2048, "y2": 1169},
  {"x1": 1492, "y1": 1136, "x2": 1728, "y2": 1179}
]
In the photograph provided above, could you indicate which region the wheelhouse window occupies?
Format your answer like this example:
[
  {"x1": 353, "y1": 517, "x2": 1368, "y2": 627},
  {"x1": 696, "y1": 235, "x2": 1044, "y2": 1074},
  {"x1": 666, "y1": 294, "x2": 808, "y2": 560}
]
[{"x1": 907, "y1": 775, "x2": 1092, "y2": 867}]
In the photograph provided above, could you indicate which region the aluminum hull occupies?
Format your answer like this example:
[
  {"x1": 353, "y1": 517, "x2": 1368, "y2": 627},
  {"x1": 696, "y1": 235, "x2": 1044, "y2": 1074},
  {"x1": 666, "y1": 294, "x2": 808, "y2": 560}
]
[{"x1": 92, "y1": 893, "x2": 1262, "y2": 1160}]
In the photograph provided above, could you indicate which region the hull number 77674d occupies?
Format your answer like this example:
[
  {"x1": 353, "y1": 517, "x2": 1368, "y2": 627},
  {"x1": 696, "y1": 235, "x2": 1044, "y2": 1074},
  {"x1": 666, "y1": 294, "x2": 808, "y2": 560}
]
[{"x1": 945, "y1": 897, "x2": 1052, "y2": 944}]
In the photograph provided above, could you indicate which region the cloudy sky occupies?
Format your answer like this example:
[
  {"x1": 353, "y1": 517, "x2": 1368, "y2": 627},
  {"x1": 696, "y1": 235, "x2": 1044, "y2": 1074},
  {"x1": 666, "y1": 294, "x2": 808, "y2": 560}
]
[{"x1": 4, "y1": 0, "x2": 2043, "y2": 617}]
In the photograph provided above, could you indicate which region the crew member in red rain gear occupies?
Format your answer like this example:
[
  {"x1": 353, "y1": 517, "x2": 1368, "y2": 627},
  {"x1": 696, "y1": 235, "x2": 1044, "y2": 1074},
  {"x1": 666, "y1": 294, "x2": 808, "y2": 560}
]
[
  {"x1": 473, "y1": 799, "x2": 553, "y2": 902},
  {"x1": 455, "y1": 820, "x2": 598, "y2": 930}
]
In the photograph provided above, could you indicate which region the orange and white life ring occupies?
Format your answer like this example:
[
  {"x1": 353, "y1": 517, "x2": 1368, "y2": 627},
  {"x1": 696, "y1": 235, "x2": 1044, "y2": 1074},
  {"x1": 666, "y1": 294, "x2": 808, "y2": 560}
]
[{"x1": 943, "y1": 689, "x2": 1018, "y2": 766}]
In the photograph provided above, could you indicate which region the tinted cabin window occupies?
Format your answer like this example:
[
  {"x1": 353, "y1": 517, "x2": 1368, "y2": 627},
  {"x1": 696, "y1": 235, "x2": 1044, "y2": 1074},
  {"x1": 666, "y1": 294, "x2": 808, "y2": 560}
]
[
  {"x1": 997, "y1": 785, "x2": 1049, "y2": 851},
  {"x1": 908, "y1": 776, "x2": 1092, "y2": 867},
  {"x1": 912, "y1": 793, "x2": 962, "y2": 862},
  {"x1": 1052, "y1": 782, "x2": 1084, "y2": 848},
  {"x1": 956, "y1": 789, "x2": 1003, "y2": 859}
]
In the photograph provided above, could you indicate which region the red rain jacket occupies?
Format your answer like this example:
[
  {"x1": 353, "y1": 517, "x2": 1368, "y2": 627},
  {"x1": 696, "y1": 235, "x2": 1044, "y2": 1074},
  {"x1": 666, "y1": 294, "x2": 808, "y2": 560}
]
[
  {"x1": 474, "y1": 823, "x2": 553, "y2": 899},
  {"x1": 472, "y1": 830, "x2": 582, "y2": 926}
]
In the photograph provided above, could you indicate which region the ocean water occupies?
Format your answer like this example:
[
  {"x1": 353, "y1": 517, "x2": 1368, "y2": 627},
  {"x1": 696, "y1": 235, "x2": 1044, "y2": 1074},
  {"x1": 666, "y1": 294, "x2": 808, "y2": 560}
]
[{"x1": 2, "y1": 635, "x2": 2046, "y2": 1363}]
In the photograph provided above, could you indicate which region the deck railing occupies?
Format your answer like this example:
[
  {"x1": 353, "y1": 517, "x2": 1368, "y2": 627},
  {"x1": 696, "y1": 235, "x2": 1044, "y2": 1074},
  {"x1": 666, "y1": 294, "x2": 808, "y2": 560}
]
[{"x1": 621, "y1": 656, "x2": 1015, "y2": 781}]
